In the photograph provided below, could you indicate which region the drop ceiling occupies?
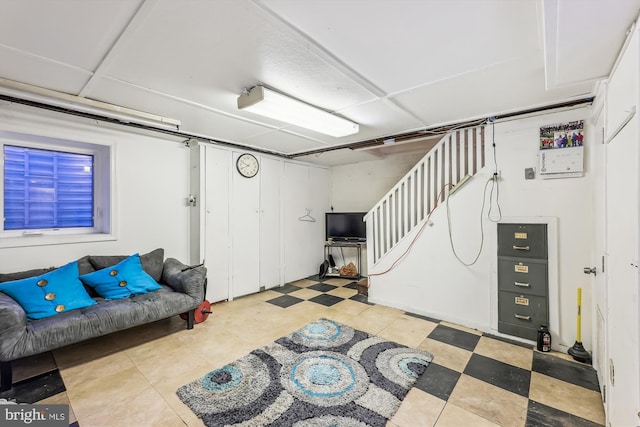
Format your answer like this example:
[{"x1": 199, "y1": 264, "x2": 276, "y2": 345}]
[{"x1": 0, "y1": 0, "x2": 637, "y2": 165}]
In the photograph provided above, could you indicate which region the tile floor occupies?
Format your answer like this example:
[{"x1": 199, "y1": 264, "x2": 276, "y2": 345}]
[{"x1": 2, "y1": 275, "x2": 605, "y2": 427}]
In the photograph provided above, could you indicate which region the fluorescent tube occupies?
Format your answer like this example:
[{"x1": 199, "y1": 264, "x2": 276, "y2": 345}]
[{"x1": 237, "y1": 86, "x2": 359, "y2": 137}]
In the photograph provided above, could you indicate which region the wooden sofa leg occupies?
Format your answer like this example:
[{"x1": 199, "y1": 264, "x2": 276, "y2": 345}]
[
  {"x1": 1, "y1": 361, "x2": 12, "y2": 393},
  {"x1": 187, "y1": 310, "x2": 195, "y2": 330}
]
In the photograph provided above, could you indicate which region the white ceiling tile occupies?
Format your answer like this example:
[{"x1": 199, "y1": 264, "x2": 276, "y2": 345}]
[
  {"x1": 241, "y1": 130, "x2": 327, "y2": 154},
  {"x1": 0, "y1": 0, "x2": 143, "y2": 72},
  {"x1": 0, "y1": 0, "x2": 635, "y2": 165},
  {"x1": 552, "y1": 0, "x2": 640, "y2": 85},
  {"x1": 96, "y1": 0, "x2": 375, "y2": 115},
  {"x1": 392, "y1": 56, "x2": 593, "y2": 125},
  {"x1": 258, "y1": 0, "x2": 541, "y2": 94},
  {"x1": 294, "y1": 148, "x2": 387, "y2": 167},
  {"x1": 0, "y1": 45, "x2": 91, "y2": 93}
]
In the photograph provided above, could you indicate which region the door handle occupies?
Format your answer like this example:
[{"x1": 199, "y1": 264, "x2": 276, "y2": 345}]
[{"x1": 583, "y1": 267, "x2": 597, "y2": 276}]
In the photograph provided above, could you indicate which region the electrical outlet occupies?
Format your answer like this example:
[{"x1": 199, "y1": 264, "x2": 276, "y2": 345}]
[{"x1": 525, "y1": 168, "x2": 535, "y2": 180}]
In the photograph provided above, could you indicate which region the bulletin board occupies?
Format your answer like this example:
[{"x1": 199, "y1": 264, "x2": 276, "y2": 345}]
[{"x1": 538, "y1": 120, "x2": 584, "y2": 178}]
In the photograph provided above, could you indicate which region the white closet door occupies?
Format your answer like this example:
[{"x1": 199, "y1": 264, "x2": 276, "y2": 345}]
[
  {"x1": 231, "y1": 152, "x2": 260, "y2": 298},
  {"x1": 260, "y1": 157, "x2": 282, "y2": 289},
  {"x1": 283, "y1": 163, "x2": 330, "y2": 283},
  {"x1": 203, "y1": 146, "x2": 231, "y2": 303},
  {"x1": 604, "y1": 27, "x2": 640, "y2": 426}
]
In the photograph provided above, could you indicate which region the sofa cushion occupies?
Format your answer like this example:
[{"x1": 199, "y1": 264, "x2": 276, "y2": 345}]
[
  {"x1": 88, "y1": 248, "x2": 164, "y2": 282},
  {"x1": 80, "y1": 254, "x2": 161, "y2": 300},
  {"x1": 76, "y1": 256, "x2": 95, "y2": 276},
  {"x1": 0, "y1": 261, "x2": 97, "y2": 320},
  {"x1": 0, "y1": 267, "x2": 55, "y2": 284}
]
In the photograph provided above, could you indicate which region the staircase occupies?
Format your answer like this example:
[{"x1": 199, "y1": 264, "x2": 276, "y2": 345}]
[{"x1": 365, "y1": 126, "x2": 486, "y2": 265}]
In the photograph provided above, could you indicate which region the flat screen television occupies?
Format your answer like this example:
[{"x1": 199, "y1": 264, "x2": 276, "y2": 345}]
[{"x1": 325, "y1": 212, "x2": 367, "y2": 242}]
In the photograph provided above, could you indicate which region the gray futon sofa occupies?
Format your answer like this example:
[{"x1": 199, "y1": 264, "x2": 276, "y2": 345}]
[{"x1": 0, "y1": 248, "x2": 207, "y2": 392}]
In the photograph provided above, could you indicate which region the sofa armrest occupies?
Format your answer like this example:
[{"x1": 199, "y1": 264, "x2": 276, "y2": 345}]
[
  {"x1": 0, "y1": 293, "x2": 27, "y2": 361},
  {"x1": 161, "y1": 258, "x2": 207, "y2": 302}
]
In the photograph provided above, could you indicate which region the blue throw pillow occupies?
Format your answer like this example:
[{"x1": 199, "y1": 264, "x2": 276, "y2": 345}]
[
  {"x1": 0, "y1": 261, "x2": 97, "y2": 320},
  {"x1": 79, "y1": 253, "x2": 161, "y2": 300}
]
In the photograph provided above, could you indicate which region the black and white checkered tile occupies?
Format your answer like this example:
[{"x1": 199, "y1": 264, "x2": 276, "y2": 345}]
[{"x1": 268, "y1": 275, "x2": 605, "y2": 426}]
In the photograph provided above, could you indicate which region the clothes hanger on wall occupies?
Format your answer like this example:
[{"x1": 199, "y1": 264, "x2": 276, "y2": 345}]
[{"x1": 298, "y1": 208, "x2": 316, "y2": 222}]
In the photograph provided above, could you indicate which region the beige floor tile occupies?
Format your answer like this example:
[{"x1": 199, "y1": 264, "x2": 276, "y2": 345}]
[
  {"x1": 281, "y1": 301, "x2": 335, "y2": 323},
  {"x1": 417, "y1": 338, "x2": 472, "y2": 373},
  {"x1": 320, "y1": 310, "x2": 356, "y2": 325},
  {"x1": 289, "y1": 287, "x2": 324, "y2": 300},
  {"x1": 435, "y1": 403, "x2": 501, "y2": 427},
  {"x1": 323, "y1": 278, "x2": 354, "y2": 286},
  {"x1": 345, "y1": 304, "x2": 405, "y2": 335},
  {"x1": 378, "y1": 315, "x2": 439, "y2": 348},
  {"x1": 390, "y1": 388, "x2": 445, "y2": 427},
  {"x1": 529, "y1": 372, "x2": 605, "y2": 425},
  {"x1": 37, "y1": 391, "x2": 78, "y2": 424},
  {"x1": 77, "y1": 386, "x2": 184, "y2": 427},
  {"x1": 244, "y1": 289, "x2": 282, "y2": 302},
  {"x1": 328, "y1": 299, "x2": 371, "y2": 318},
  {"x1": 473, "y1": 336, "x2": 533, "y2": 371},
  {"x1": 65, "y1": 366, "x2": 152, "y2": 420},
  {"x1": 58, "y1": 350, "x2": 135, "y2": 389},
  {"x1": 109, "y1": 317, "x2": 187, "y2": 349},
  {"x1": 326, "y1": 286, "x2": 358, "y2": 299},
  {"x1": 135, "y1": 347, "x2": 212, "y2": 387},
  {"x1": 289, "y1": 278, "x2": 320, "y2": 288},
  {"x1": 440, "y1": 321, "x2": 483, "y2": 336},
  {"x1": 448, "y1": 374, "x2": 528, "y2": 427},
  {"x1": 124, "y1": 335, "x2": 190, "y2": 366},
  {"x1": 53, "y1": 334, "x2": 122, "y2": 369},
  {"x1": 36, "y1": 290, "x2": 605, "y2": 427},
  {"x1": 155, "y1": 378, "x2": 206, "y2": 427}
]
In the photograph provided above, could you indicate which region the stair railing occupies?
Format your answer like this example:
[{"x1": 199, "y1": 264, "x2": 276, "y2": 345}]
[{"x1": 365, "y1": 126, "x2": 485, "y2": 264}]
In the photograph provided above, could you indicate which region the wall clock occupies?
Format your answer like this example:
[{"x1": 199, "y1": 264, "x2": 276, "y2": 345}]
[{"x1": 236, "y1": 153, "x2": 259, "y2": 178}]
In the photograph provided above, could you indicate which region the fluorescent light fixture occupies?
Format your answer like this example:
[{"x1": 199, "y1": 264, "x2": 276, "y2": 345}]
[
  {"x1": 237, "y1": 86, "x2": 359, "y2": 137},
  {"x1": 0, "y1": 78, "x2": 181, "y2": 131}
]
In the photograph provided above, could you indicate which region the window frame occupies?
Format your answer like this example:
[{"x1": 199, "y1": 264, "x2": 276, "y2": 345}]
[{"x1": 0, "y1": 130, "x2": 115, "y2": 248}]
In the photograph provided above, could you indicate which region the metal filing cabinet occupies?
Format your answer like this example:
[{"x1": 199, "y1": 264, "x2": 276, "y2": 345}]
[{"x1": 497, "y1": 223, "x2": 548, "y2": 340}]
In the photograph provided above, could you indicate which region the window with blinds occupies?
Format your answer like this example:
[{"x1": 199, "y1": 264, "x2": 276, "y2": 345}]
[{"x1": 4, "y1": 145, "x2": 94, "y2": 230}]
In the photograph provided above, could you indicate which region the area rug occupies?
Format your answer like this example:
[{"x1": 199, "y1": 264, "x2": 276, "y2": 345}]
[{"x1": 176, "y1": 318, "x2": 433, "y2": 426}]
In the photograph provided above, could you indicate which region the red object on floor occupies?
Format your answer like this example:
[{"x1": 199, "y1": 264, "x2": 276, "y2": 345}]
[{"x1": 180, "y1": 300, "x2": 212, "y2": 323}]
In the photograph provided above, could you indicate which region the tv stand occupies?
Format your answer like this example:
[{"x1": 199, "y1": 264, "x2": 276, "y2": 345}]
[{"x1": 324, "y1": 241, "x2": 363, "y2": 280}]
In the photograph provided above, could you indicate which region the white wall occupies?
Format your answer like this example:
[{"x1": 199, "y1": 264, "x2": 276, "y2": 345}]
[
  {"x1": 366, "y1": 107, "x2": 596, "y2": 350},
  {"x1": 330, "y1": 151, "x2": 428, "y2": 275},
  {"x1": 331, "y1": 152, "x2": 428, "y2": 212},
  {"x1": 0, "y1": 104, "x2": 191, "y2": 272}
]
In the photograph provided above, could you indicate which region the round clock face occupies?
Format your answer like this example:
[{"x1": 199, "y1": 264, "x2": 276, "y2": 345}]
[{"x1": 236, "y1": 153, "x2": 259, "y2": 178}]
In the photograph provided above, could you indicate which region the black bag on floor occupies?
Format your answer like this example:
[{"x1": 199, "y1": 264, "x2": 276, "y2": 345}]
[{"x1": 319, "y1": 259, "x2": 330, "y2": 280}]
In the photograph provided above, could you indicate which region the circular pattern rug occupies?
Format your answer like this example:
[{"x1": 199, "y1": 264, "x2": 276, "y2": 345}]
[{"x1": 177, "y1": 318, "x2": 433, "y2": 427}]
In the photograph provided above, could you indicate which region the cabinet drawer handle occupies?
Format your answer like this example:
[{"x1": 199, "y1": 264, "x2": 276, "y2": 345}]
[
  {"x1": 514, "y1": 281, "x2": 530, "y2": 287},
  {"x1": 514, "y1": 314, "x2": 531, "y2": 320},
  {"x1": 513, "y1": 245, "x2": 530, "y2": 251}
]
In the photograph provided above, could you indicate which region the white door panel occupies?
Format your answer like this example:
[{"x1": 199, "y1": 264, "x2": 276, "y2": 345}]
[
  {"x1": 231, "y1": 152, "x2": 260, "y2": 298},
  {"x1": 260, "y1": 157, "x2": 282, "y2": 289},
  {"x1": 605, "y1": 88, "x2": 640, "y2": 426},
  {"x1": 203, "y1": 146, "x2": 232, "y2": 303}
]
